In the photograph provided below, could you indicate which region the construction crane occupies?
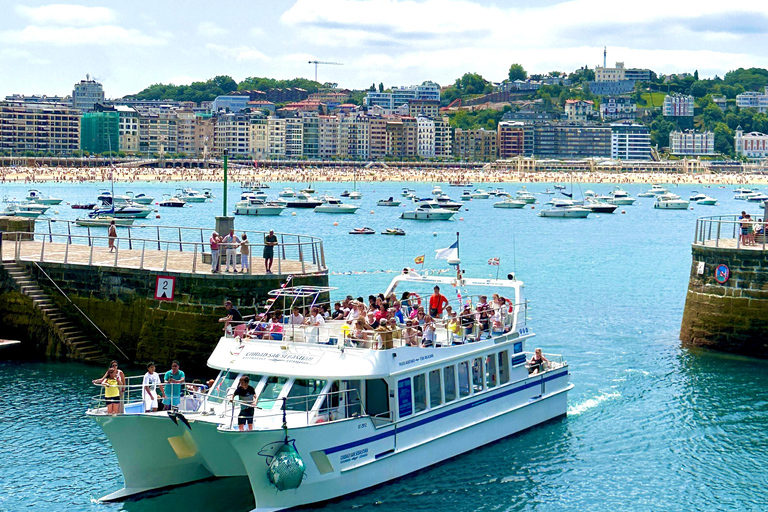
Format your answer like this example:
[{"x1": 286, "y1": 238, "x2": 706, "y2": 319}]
[{"x1": 308, "y1": 60, "x2": 343, "y2": 85}]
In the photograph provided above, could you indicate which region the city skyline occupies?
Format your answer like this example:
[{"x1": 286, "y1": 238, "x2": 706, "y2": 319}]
[{"x1": 2, "y1": 0, "x2": 768, "y2": 98}]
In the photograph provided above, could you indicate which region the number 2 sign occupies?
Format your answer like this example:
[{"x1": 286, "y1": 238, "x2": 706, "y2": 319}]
[{"x1": 155, "y1": 276, "x2": 176, "y2": 301}]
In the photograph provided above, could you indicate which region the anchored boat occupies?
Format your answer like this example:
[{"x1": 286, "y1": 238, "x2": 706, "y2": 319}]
[{"x1": 87, "y1": 270, "x2": 571, "y2": 511}]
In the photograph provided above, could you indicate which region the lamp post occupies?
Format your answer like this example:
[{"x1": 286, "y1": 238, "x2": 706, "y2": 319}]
[{"x1": 215, "y1": 148, "x2": 234, "y2": 236}]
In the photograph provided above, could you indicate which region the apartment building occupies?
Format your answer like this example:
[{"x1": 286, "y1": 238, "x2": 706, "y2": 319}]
[
  {"x1": 116, "y1": 106, "x2": 139, "y2": 154},
  {"x1": 364, "y1": 81, "x2": 441, "y2": 110},
  {"x1": 595, "y1": 62, "x2": 626, "y2": 82},
  {"x1": 284, "y1": 117, "x2": 304, "y2": 159},
  {"x1": 72, "y1": 75, "x2": 104, "y2": 112},
  {"x1": 434, "y1": 118, "x2": 452, "y2": 160},
  {"x1": 564, "y1": 100, "x2": 594, "y2": 122},
  {"x1": 211, "y1": 95, "x2": 251, "y2": 113},
  {"x1": 669, "y1": 130, "x2": 715, "y2": 155},
  {"x1": 369, "y1": 117, "x2": 388, "y2": 160},
  {"x1": 318, "y1": 115, "x2": 340, "y2": 159},
  {"x1": 497, "y1": 121, "x2": 528, "y2": 158},
  {"x1": 610, "y1": 122, "x2": 651, "y2": 160},
  {"x1": 453, "y1": 128, "x2": 498, "y2": 162},
  {"x1": 417, "y1": 117, "x2": 435, "y2": 158},
  {"x1": 267, "y1": 117, "x2": 286, "y2": 157},
  {"x1": 139, "y1": 111, "x2": 178, "y2": 155},
  {"x1": 663, "y1": 94, "x2": 695, "y2": 117},
  {"x1": 734, "y1": 126, "x2": 768, "y2": 159},
  {"x1": 736, "y1": 87, "x2": 768, "y2": 113},
  {"x1": 214, "y1": 113, "x2": 250, "y2": 156},
  {"x1": 301, "y1": 112, "x2": 319, "y2": 159},
  {"x1": 600, "y1": 96, "x2": 636, "y2": 121},
  {"x1": 0, "y1": 100, "x2": 80, "y2": 155},
  {"x1": 194, "y1": 115, "x2": 215, "y2": 158},
  {"x1": 409, "y1": 100, "x2": 440, "y2": 119},
  {"x1": 531, "y1": 123, "x2": 611, "y2": 159},
  {"x1": 249, "y1": 116, "x2": 268, "y2": 159},
  {"x1": 80, "y1": 111, "x2": 118, "y2": 154},
  {"x1": 385, "y1": 117, "x2": 417, "y2": 159},
  {"x1": 175, "y1": 109, "x2": 197, "y2": 156},
  {"x1": 338, "y1": 114, "x2": 369, "y2": 159}
]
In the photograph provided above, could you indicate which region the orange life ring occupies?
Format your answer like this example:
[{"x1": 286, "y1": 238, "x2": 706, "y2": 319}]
[{"x1": 410, "y1": 292, "x2": 422, "y2": 306}]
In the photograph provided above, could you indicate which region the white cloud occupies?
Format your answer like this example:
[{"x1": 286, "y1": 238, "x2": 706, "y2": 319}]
[
  {"x1": 249, "y1": 27, "x2": 266, "y2": 38},
  {"x1": 0, "y1": 25, "x2": 167, "y2": 46},
  {"x1": 205, "y1": 43, "x2": 270, "y2": 62},
  {"x1": 16, "y1": 4, "x2": 116, "y2": 26},
  {"x1": 197, "y1": 21, "x2": 227, "y2": 38}
]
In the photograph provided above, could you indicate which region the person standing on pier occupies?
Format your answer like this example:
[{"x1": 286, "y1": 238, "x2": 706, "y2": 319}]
[
  {"x1": 210, "y1": 231, "x2": 221, "y2": 273},
  {"x1": 263, "y1": 229, "x2": 278, "y2": 274},
  {"x1": 108, "y1": 221, "x2": 117, "y2": 253},
  {"x1": 222, "y1": 229, "x2": 241, "y2": 273}
]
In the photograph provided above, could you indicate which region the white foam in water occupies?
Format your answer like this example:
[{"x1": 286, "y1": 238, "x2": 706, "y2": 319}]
[{"x1": 567, "y1": 391, "x2": 620, "y2": 415}]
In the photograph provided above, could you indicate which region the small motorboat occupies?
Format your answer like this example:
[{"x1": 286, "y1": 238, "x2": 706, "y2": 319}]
[
  {"x1": 203, "y1": 188, "x2": 214, "y2": 199},
  {"x1": 431, "y1": 186, "x2": 443, "y2": 196},
  {"x1": 689, "y1": 192, "x2": 707, "y2": 202},
  {"x1": 348, "y1": 190, "x2": 363, "y2": 200},
  {"x1": 175, "y1": 188, "x2": 207, "y2": 203},
  {"x1": 2, "y1": 204, "x2": 41, "y2": 218},
  {"x1": 158, "y1": 194, "x2": 186, "y2": 208},
  {"x1": 71, "y1": 203, "x2": 97, "y2": 210},
  {"x1": 401, "y1": 188, "x2": 416, "y2": 197},
  {"x1": 583, "y1": 198, "x2": 618, "y2": 214},
  {"x1": 538, "y1": 199, "x2": 591, "y2": 218},
  {"x1": 540, "y1": 188, "x2": 556, "y2": 195},
  {"x1": 400, "y1": 202, "x2": 456, "y2": 220},
  {"x1": 26, "y1": 189, "x2": 62, "y2": 205},
  {"x1": 340, "y1": 190, "x2": 351, "y2": 197},
  {"x1": 493, "y1": 198, "x2": 527, "y2": 209},
  {"x1": 234, "y1": 198, "x2": 285, "y2": 216},
  {"x1": 515, "y1": 188, "x2": 537, "y2": 204},
  {"x1": 75, "y1": 216, "x2": 135, "y2": 227},
  {"x1": 734, "y1": 186, "x2": 754, "y2": 194},
  {"x1": 382, "y1": 227, "x2": 406, "y2": 236},
  {"x1": 314, "y1": 195, "x2": 360, "y2": 214},
  {"x1": 584, "y1": 190, "x2": 596, "y2": 198},
  {"x1": 300, "y1": 187, "x2": 316, "y2": 194},
  {"x1": 278, "y1": 188, "x2": 296, "y2": 198},
  {"x1": 349, "y1": 227, "x2": 375, "y2": 235},
  {"x1": 91, "y1": 204, "x2": 152, "y2": 219},
  {"x1": 283, "y1": 193, "x2": 323, "y2": 208},
  {"x1": 653, "y1": 193, "x2": 690, "y2": 210},
  {"x1": 554, "y1": 184, "x2": 566, "y2": 190},
  {"x1": 747, "y1": 192, "x2": 768, "y2": 202},
  {"x1": 460, "y1": 190, "x2": 472, "y2": 201},
  {"x1": 471, "y1": 189, "x2": 490, "y2": 199},
  {"x1": 433, "y1": 195, "x2": 463, "y2": 211},
  {"x1": 377, "y1": 197, "x2": 402, "y2": 207},
  {"x1": 639, "y1": 184, "x2": 669, "y2": 197},
  {"x1": 126, "y1": 192, "x2": 154, "y2": 205},
  {"x1": 697, "y1": 196, "x2": 718, "y2": 206},
  {"x1": 607, "y1": 187, "x2": 636, "y2": 206}
]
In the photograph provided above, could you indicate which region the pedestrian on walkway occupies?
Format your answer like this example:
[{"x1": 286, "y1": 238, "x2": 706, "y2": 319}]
[
  {"x1": 108, "y1": 221, "x2": 117, "y2": 252},
  {"x1": 210, "y1": 231, "x2": 221, "y2": 273},
  {"x1": 264, "y1": 229, "x2": 278, "y2": 274},
  {"x1": 222, "y1": 229, "x2": 241, "y2": 273}
]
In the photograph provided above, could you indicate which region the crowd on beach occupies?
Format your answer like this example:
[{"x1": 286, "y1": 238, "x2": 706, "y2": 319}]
[{"x1": 2, "y1": 164, "x2": 768, "y2": 185}]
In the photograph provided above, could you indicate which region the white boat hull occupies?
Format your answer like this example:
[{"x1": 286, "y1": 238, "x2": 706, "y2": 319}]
[
  {"x1": 654, "y1": 200, "x2": 689, "y2": 209},
  {"x1": 493, "y1": 200, "x2": 526, "y2": 209},
  {"x1": 697, "y1": 199, "x2": 717, "y2": 206},
  {"x1": 235, "y1": 206, "x2": 285, "y2": 215},
  {"x1": 377, "y1": 201, "x2": 401, "y2": 207},
  {"x1": 314, "y1": 205, "x2": 359, "y2": 214},
  {"x1": 608, "y1": 198, "x2": 635, "y2": 205},
  {"x1": 400, "y1": 211, "x2": 455, "y2": 220},
  {"x1": 539, "y1": 208, "x2": 590, "y2": 218}
]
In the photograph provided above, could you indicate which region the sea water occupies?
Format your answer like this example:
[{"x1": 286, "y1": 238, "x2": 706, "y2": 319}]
[{"x1": 1, "y1": 180, "x2": 768, "y2": 511}]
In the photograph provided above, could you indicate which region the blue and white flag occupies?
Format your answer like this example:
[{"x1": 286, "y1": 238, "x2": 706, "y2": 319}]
[{"x1": 435, "y1": 241, "x2": 459, "y2": 260}]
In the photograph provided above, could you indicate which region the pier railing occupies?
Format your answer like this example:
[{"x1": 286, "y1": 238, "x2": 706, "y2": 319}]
[
  {"x1": 1, "y1": 220, "x2": 326, "y2": 275},
  {"x1": 694, "y1": 215, "x2": 767, "y2": 250}
]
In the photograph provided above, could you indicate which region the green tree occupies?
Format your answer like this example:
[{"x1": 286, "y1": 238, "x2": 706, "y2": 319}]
[
  {"x1": 690, "y1": 81, "x2": 708, "y2": 98},
  {"x1": 713, "y1": 122, "x2": 734, "y2": 155},
  {"x1": 379, "y1": 82, "x2": 384, "y2": 93},
  {"x1": 508, "y1": 63, "x2": 527, "y2": 82}
]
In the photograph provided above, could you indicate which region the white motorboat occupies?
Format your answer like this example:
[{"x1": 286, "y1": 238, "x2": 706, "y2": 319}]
[
  {"x1": 284, "y1": 193, "x2": 323, "y2": 209},
  {"x1": 279, "y1": 188, "x2": 297, "y2": 198},
  {"x1": 158, "y1": 194, "x2": 186, "y2": 208},
  {"x1": 431, "y1": 186, "x2": 443, "y2": 196},
  {"x1": 2, "y1": 204, "x2": 42, "y2": 218},
  {"x1": 653, "y1": 193, "x2": 690, "y2": 210},
  {"x1": 607, "y1": 187, "x2": 636, "y2": 206},
  {"x1": 493, "y1": 198, "x2": 527, "y2": 209},
  {"x1": 26, "y1": 189, "x2": 62, "y2": 205},
  {"x1": 87, "y1": 270, "x2": 571, "y2": 510},
  {"x1": 433, "y1": 195, "x2": 463, "y2": 211},
  {"x1": 460, "y1": 190, "x2": 472, "y2": 201},
  {"x1": 203, "y1": 188, "x2": 214, "y2": 199},
  {"x1": 348, "y1": 191, "x2": 363, "y2": 200},
  {"x1": 697, "y1": 196, "x2": 718, "y2": 206},
  {"x1": 75, "y1": 216, "x2": 134, "y2": 227},
  {"x1": 734, "y1": 191, "x2": 759, "y2": 200},
  {"x1": 639, "y1": 184, "x2": 669, "y2": 197},
  {"x1": 314, "y1": 196, "x2": 360, "y2": 214},
  {"x1": 540, "y1": 188, "x2": 556, "y2": 195},
  {"x1": 175, "y1": 188, "x2": 207, "y2": 203},
  {"x1": 126, "y1": 192, "x2": 155, "y2": 205},
  {"x1": 471, "y1": 189, "x2": 490, "y2": 199},
  {"x1": 538, "y1": 199, "x2": 591, "y2": 218},
  {"x1": 401, "y1": 188, "x2": 416, "y2": 197},
  {"x1": 91, "y1": 204, "x2": 152, "y2": 219},
  {"x1": 734, "y1": 186, "x2": 754, "y2": 194},
  {"x1": 689, "y1": 192, "x2": 708, "y2": 202},
  {"x1": 584, "y1": 190, "x2": 596, "y2": 198},
  {"x1": 234, "y1": 198, "x2": 285, "y2": 216},
  {"x1": 377, "y1": 197, "x2": 402, "y2": 207},
  {"x1": 583, "y1": 198, "x2": 618, "y2": 214},
  {"x1": 515, "y1": 188, "x2": 537, "y2": 204},
  {"x1": 401, "y1": 202, "x2": 456, "y2": 220},
  {"x1": 747, "y1": 192, "x2": 768, "y2": 202},
  {"x1": 489, "y1": 188, "x2": 507, "y2": 196}
]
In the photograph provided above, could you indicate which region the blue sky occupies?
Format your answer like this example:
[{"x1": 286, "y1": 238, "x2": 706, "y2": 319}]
[{"x1": 2, "y1": 0, "x2": 768, "y2": 98}]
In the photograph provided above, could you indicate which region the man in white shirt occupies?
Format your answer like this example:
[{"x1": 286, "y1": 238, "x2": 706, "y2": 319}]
[
  {"x1": 305, "y1": 306, "x2": 325, "y2": 343},
  {"x1": 290, "y1": 307, "x2": 304, "y2": 325},
  {"x1": 221, "y1": 229, "x2": 241, "y2": 273},
  {"x1": 142, "y1": 362, "x2": 165, "y2": 412}
]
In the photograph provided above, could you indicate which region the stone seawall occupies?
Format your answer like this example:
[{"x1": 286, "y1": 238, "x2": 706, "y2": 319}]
[
  {"x1": 2, "y1": 261, "x2": 328, "y2": 371},
  {"x1": 680, "y1": 245, "x2": 768, "y2": 356}
]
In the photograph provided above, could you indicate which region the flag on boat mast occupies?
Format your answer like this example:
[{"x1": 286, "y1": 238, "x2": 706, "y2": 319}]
[
  {"x1": 414, "y1": 255, "x2": 425, "y2": 265},
  {"x1": 488, "y1": 257, "x2": 500, "y2": 266},
  {"x1": 435, "y1": 240, "x2": 459, "y2": 260}
]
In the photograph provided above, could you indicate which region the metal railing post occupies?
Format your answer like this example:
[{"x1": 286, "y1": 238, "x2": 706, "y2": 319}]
[
  {"x1": 114, "y1": 239, "x2": 119, "y2": 267},
  {"x1": 64, "y1": 238, "x2": 69, "y2": 264},
  {"x1": 87, "y1": 226, "x2": 92, "y2": 247},
  {"x1": 715, "y1": 221, "x2": 721, "y2": 248},
  {"x1": 192, "y1": 243, "x2": 198, "y2": 273},
  {"x1": 47, "y1": 219, "x2": 52, "y2": 242},
  {"x1": 127, "y1": 226, "x2": 133, "y2": 250},
  {"x1": 163, "y1": 242, "x2": 169, "y2": 271},
  {"x1": 281, "y1": 234, "x2": 286, "y2": 260},
  {"x1": 156, "y1": 226, "x2": 161, "y2": 251},
  {"x1": 40, "y1": 236, "x2": 45, "y2": 262},
  {"x1": 299, "y1": 244, "x2": 306, "y2": 274},
  {"x1": 320, "y1": 241, "x2": 326, "y2": 270},
  {"x1": 88, "y1": 241, "x2": 94, "y2": 265},
  {"x1": 67, "y1": 221, "x2": 71, "y2": 245},
  {"x1": 178, "y1": 227, "x2": 182, "y2": 252},
  {"x1": 140, "y1": 241, "x2": 146, "y2": 270}
]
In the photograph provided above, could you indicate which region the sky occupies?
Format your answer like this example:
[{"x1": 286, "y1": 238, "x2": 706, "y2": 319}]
[{"x1": 2, "y1": 0, "x2": 768, "y2": 99}]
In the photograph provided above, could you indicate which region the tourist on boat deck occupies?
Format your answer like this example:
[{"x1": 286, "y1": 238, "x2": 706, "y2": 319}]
[
  {"x1": 142, "y1": 362, "x2": 164, "y2": 412},
  {"x1": 441, "y1": 305, "x2": 454, "y2": 321},
  {"x1": 352, "y1": 318, "x2": 372, "y2": 347},
  {"x1": 345, "y1": 302, "x2": 361, "y2": 324},
  {"x1": 267, "y1": 314, "x2": 284, "y2": 340},
  {"x1": 459, "y1": 305, "x2": 475, "y2": 336},
  {"x1": 402, "y1": 320, "x2": 418, "y2": 346},
  {"x1": 239, "y1": 233, "x2": 249, "y2": 273},
  {"x1": 477, "y1": 296, "x2": 492, "y2": 331},
  {"x1": 400, "y1": 291, "x2": 413, "y2": 317},
  {"x1": 528, "y1": 348, "x2": 549, "y2": 375},
  {"x1": 232, "y1": 376, "x2": 256, "y2": 431},
  {"x1": 392, "y1": 301, "x2": 405, "y2": 323},
  {"x1": 429, "y1": 286, "x2": 449, "y2": 318},
  {"x1": 422, "y1": 315, "x2": 437, "y2": 347},
  {"x1": 290, "y1": 307, "x2": 304, "y2": 325},
  {"x1": 219, "y1": 300, "x2": 244, "y2": 336},
  {"x1": 163, "y1": 361, "x2": 186, "y2": 408},
  {"x1": 413, "y1": 306, "x2": 427, "y2": 325},
  {"x1": 92, "y1": 367, "x2": 121, "y2": 414},
  {"x1": 331, "y1": 303, "x2": 345, "y2": 320},
  {"x1": 209, "y1": 231, "x2": 222, "y2": 273}
]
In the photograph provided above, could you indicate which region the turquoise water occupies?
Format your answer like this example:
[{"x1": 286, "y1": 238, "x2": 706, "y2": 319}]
[{"x1": 2, "y1": 180, "x2": 768, "y2": 511}]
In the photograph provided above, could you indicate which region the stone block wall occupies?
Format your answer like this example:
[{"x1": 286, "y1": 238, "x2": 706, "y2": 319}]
[{"x1": 680, "y1": 245, "x2": 768, "y2": 356}]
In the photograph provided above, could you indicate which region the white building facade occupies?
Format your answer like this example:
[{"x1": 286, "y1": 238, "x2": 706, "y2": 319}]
[
  {"x1": 736, "y1": 87, "x2": 768, "y2": 113},
  {"x1": 669, "y1": 130, "x2": 715, "y2": 156},
  {"x1": 735, "y1": 126, "x2": 768, "y2": 159},
  {"x1": 663, "y1": 94, "x2": 694, "y2": 117}
]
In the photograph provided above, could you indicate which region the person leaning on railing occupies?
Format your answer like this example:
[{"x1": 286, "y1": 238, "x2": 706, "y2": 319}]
[
  {"x1": 92, "y1": 367, "x2": 121, "y2": 415},
  {"x1": 232, "y1": 375, "x2": 256, "y2": 431},
  {"x1": 528, "y1": 348, "x2": 549, "y2": 375}
]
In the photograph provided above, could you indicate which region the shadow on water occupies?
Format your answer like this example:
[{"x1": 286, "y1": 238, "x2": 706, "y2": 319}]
[{"x1": 118, "y1": 477, "x2": 254, "y2": 512}]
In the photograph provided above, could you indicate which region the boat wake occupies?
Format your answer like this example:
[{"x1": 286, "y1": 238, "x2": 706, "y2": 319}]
[{"x1": 567, "y1": 391, "x2": 620, "y2": 416}]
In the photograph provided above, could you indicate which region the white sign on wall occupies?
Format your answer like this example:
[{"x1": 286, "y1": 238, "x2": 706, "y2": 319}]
[
  {"x1": 155, "y1": 276, "x2": 176, "y2": 301},
  {"x1": 696, "y1": 262, "x2": 705, "y2": 275}
]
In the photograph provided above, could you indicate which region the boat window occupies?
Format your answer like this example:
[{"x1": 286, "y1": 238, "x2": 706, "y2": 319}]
[
  {"x1": 444, "y1": 366, "x2": 456, "y2": 402},
  {"x1": 342, "y1": 380, "x2": 363, "y2": 417},
  {"x1": 458, "y1": 361, "x2": 470, "y2": 398},
  {"x1": 285, "y1": 379, "x2": 327, "y2": 412},
  {"x1": 472, "y1": 358, "x2": 483, "y2": 393},
  {"x1": 514, "y1": 342, "x2": 523, "y2": 354},
  {"x1": 413, "y1": 374, "x2": 427, "y2": 413},
  {"x1": 209, "y1": 371, "x2": 238, "y2": 401},
  {"x1": 316, "y1": 381, "x2": 340, "y2": 418},
  {"x1": 486, "y1": 355, "x2": 497, "y2": 389},
  {"x1": 498, "y1": 351, "x2": 510, "y2": 385},
  {"x1": 365, "y1": 379, "x2": 390, "y2": 419},
  {"x1": 256, "y1": 376, "x2": 288, "y2": 410},
  {"x1": 429, "y1": 370, "x2": 442, "y2": 408},
  {"x1": 398, "y1": 378, "x2": 412, "y2": 418}
]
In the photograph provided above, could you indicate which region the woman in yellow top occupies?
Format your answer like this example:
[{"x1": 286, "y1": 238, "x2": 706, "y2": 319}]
[{"x1": 93, "y1": 367, "x2": 121, "y2": 414}]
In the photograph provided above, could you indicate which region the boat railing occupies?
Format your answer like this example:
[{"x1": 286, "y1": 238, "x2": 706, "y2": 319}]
[
  {"x1": 522, "y1": 351, "x2": 566, "y2": 374},
  {"x1": 1, "y1": 221, "x2": 326, "y2": 275},
  {"x1": 88, "y1": 375, "x2": 211, "y2": 415},
  {"x1": 693, "y1": 214, "x2": 768, "y2": 250}
]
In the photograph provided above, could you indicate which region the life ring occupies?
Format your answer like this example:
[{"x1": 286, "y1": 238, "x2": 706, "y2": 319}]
[{"x1": 410, "y1": 292, "x2": 422, "y2": 306}]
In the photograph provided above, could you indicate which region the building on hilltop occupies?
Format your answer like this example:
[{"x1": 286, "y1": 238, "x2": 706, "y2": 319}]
[
  {"x1": 736, "y1": 87, "x2": 768, "y2": 113},
  {"x1": 72, "y1": 74, "x2": 105, "y2": 112},
  {"x1": 364, "y1": 81, "x2": 440, "y2": 113},
  {"x1": 595, "y1": 61, "x2": 626, "y2": 82},
  {"x1": 587, "y1": 80, "x2": 635, "y2": 96},
  {"x1": 564, "y1": 99, "x2": 595, "y2": 122},
  {"x1": 734, "y1": 126, "x2": 768, "y2": 160},
  {"x1": 610, "y1": 122, "x2": 651, "y2": 160},
  {"x1": 600, "y1": 96, "x2": 636, "y2": 121},
  {"x1": 669, "y1": 130, "x2": 715, "y2": 156},
  {"x1": 0, "y1": 101, "x2": 81, "y2": 155},
  {"x1": 211, "y1": 95, "x2": 250, "y2": 113},
  {"x1": 663, "y1": 93, "x2": 694, "y2": 117}
]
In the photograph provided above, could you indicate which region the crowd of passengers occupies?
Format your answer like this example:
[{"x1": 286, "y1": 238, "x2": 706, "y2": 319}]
[{"x1": 221, "y1": 286, "x2": 515, "y2": 349}]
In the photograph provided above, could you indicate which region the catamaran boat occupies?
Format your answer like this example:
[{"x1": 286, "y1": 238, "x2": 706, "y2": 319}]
[
  {"x1": 87, "y1": 270, "x2": 571, "y2": 511},
  {"x1": 471, "y1": 189, "x2": 490, "y2": 199},
  {"x1": 515, "y1": 188, "x2": 537, "y2": 204},
  {"x1": 284, "y1": 193, "x2": 323, "y2": 209},
  {"x1": 279, "y1": 188, "x2": 297, "y2": 198},
  {"x1": 653, "y1": 193, "x2": 690, "y2": 210},
  {"x1": 607, "y1": 187, "x2": 636, "y2": 206},
  {"x1": 126, "y1": 192, "x2": 155, "y2": 205},
  {"x1": 638, "y1": 184, "x2": 669, "y2": 197},
  {"x1": 26, "y1": 189, "x2": 62, "y2": 205},
  {"x1": 493, "y1": 198, "x2": 527, "y2": 209},
  {"x1": 234, "y1": 198, "x2": 286, "y2": 216},
  {"x1": 401, "y1": 202, "x2": 457, "y2": 220},
  {"x1": 175, "y1": 188, "x2": 207, "y2": 203},
  {"x1": 538, "y1": 199, "x2": 591, "y2": 218},
  {"x1": 314, "y1": 196, "x2": 360, "y2": 214},
  {"x1": 377, "y1": 197, "x2": 402, "y2": 207},
  {"x1": 158, "y1": 194, "x2": 186, "y2": 208}
]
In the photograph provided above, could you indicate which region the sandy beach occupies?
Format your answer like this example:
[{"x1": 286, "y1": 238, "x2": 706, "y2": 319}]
[{"x1": 2, "y1": 165, "x2": 768, "y2": 186}]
